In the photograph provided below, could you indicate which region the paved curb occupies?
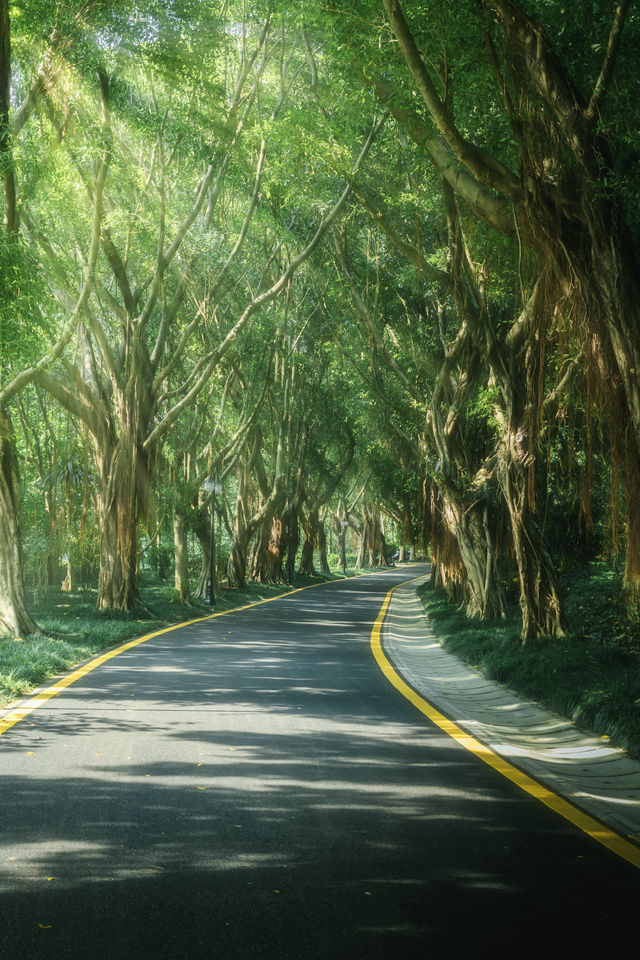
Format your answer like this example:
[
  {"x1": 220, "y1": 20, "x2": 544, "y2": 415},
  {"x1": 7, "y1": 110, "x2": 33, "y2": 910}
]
[{"x1": 383, "y1": 577, "x2": 640, "y2": 845}]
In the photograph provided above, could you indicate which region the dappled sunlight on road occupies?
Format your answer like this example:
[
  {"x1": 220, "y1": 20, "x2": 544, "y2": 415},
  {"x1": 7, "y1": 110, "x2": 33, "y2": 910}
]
[{"x1": 1, "y1": 568, "x2": 638, "y2": 957}]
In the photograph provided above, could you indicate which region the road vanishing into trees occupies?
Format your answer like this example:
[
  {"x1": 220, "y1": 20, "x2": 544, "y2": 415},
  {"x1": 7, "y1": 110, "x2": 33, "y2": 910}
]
[{"x1": 1, "y1": 568, "x2": 638, "y2": 958}]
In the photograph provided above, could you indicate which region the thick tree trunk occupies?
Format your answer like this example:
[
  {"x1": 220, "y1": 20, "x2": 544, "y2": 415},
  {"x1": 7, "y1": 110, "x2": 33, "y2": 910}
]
[
  {"x1": 331, "y1": 511, "x2": 348, "y2": 573},
  {"x1": 227, "y1": 471, "x2": 253, "y2": 590},
  {"x1": 298, "y1": 537, "x2": 315, "y2": 577},
  {"x1": 249, "y1": 511, "x2": 286, "y2": 583},
  {"x1": 94, "y1": 431, "x2": 144, "y2": 611},
  {"x1": 284, "y1": 509, "x2": 299, "y2": 584},
  {"x1": 227, "y1": 531, "x2": 248, "y2": 589},
  {"x1": 0, "y1": 407, "x2": 37, "y2": 636},
  {"x1": 497, "y1": 432, "x2": 567, "y2": 641},
  {"x1": 173, "y1": 513, "x2": 190, "y2": 602},
  {"x1": 442, "y1": 488, "x2": 505, "y2": 620},
  {"x1": 194, "y1": 531, "x2": 211, "y2": 598},
  {"x1": 190, "y1": 504, "x2": 211, "y2": 599},
  {"x1": 317, "y1": 521, "x2": 331, "y2": 575},
  {"x1": 298, "y1": 509, "x2": 320, "y2": 577},
  {"x1": 429, "y1": 533, "x2": 466, "y2": 604},
  {"x1": 569, "y1": 236, "x2": 640, "y2": 595},
  {"x1": 400, "y1": 496, "x2": 413, "y2": 561},
  {"x1": 356, "y1": 510, "x2": 370, "y2": 569},
  {"x1": 427, "y1": 477, "x2": 504, "y2": 617}
]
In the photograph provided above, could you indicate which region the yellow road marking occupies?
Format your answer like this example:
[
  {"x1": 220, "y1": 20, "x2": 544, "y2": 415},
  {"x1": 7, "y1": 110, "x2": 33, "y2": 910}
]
[
  {"x1": 0, "y1": 568, "x2": 406, "y2": 738},
  {"x1": 371, "y1": 580, "x2": 640, "y2": 872}
]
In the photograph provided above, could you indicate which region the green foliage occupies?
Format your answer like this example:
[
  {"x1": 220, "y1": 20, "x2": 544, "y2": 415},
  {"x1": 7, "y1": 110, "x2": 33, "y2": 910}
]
[
  {"x1": 2, "y1": 0, "x2": 639, "y2": 710},
  {"x1": 419, "y1": 560, "x2": 640, "y2": 758},
  {"x1": 0, "y1": 234, "x2": 54, "y2": 380}
]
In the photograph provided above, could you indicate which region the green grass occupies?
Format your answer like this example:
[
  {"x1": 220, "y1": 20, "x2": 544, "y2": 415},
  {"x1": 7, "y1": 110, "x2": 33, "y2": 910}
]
[
  {"x1": 417, "y1": 560, "x2": 640, "y2": 759},
  {"x1": 0, "y1": 566, "x2": 375, "y2": 708}
]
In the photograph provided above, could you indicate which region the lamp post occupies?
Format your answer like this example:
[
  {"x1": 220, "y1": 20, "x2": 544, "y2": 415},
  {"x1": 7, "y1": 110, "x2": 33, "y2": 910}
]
[
  {"x1": 340, "y1": 514, "x2": 348, "y2": 576},
  {"x1": 204, "y1": 475, "x2": 222, "y2": 605}
]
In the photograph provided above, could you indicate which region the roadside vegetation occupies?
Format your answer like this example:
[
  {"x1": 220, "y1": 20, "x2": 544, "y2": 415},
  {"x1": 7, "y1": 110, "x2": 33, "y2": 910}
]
[
  {"x1": 419, "y1": 559, "x2": 640, "y2": 759},
  {"x1": 1, "y1": 2, "x2": 640, "y2": 734}
]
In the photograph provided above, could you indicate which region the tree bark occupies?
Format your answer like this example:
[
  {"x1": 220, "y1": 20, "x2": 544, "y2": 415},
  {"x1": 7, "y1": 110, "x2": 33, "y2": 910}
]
[
  {"x1": 227, "y1": 492, "x2": 249, "y2": 589},
  {"x1": 284, "y1": 507, "x2": 299, "y2": 584},
  {"x1": 299, "y1": 537, "x2": 315, "y2": 576},
  {"x1": 317, "y1": 518, "x2": 331, "y2": 575},
  {"x1": 383, "y1": 0, "x2": 640, "y2": 594},
  {"x1": 173, "y1": 513, "x2": 190, "y2": 602},
  {"x1": 92, "y1": 428, "x2": 144, "y2": 611},
  {"x1": 298, "y1": 509, "x2": 320, "y2": 577},
  {"x1": 0, "y1": 408, "x2": 37, "y2": 635},
  {"x1": 250, "y1": 512, "x2": 286, "y2": 584},
  {"x1": 439, "y1": 481, "x2": 505, "y2": 620}
]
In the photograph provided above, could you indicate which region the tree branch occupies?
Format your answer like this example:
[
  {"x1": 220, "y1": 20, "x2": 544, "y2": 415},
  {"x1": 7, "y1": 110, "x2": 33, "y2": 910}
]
[
  {"x1": 382, "y1": 0, "x2": 522, "y2": 200},
  {"x1": 585, "y1": 0, "x2": 632, "y2": 123},
  {"x1": 2, "y1": 66, "x2": 111, "y2": 404},
  {"x1": 370, "y1": 77, "x2": 516, "y2": 238}
]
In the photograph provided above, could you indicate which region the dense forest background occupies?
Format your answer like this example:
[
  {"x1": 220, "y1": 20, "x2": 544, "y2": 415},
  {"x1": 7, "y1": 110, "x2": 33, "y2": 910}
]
[{"x1": 2, "y1": 0, "x2": 640, "y2": 669}]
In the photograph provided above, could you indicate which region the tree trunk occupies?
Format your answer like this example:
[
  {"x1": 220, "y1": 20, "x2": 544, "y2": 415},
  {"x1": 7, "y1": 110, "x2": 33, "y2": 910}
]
[
  {"x1": 0, "y1": 407, "x2": 37, "y2": 636},
  {"x1": 441, "y1": 486, "x2": 505, "y2": 620},
  {"x1": 227, "y1": 467, "x2": 254, "y2": 590},
  {"x1": 428, "y1": 505, "x2": 466, "y2": 604},
  {"x1": 427, "y1": 477, "x2": 504, "y2": 618},
  {"x1": 568, "y1": 237, "x2": 640, "y2": 595},
  {"x1": 194, "y1": 532, "x2": 211, "y2": 598},
  {"x1": 61, "y1": 557, "x2": 74, "y2": 592},
  {"x1": 298, "y1": 509, "x2": 318, "y2": 577},
  {"x1": 94, "y1": 431, "x2": 144, "y2": 611},
  {"x1": 190, "y1": 503, "x2": 211, "y2": 599},
  {"x1": 317, "y1": 520, "x2": 331, "y2": 575},
  {"x1": 250, "y1": 510, "x2": 286, "y2": 583},
  {"x1": 356, "y1": 509, "x2": 370, "y2": 569},
  {"x1": 298, "y1": 537, "x2": 315, "y2": 577},
  {"x1": 173, "y1": 513, "x2": 190, "y2": 602},
  {"x1": 331, "y1": 510, "x2": 348, "y2": 573},
  {"x1": 284, "y1": 509, "x2": 299, "y2": 584},
  {"x1": 497, "y1": 431, "x2": 567, "y2": 641},
  {"x1": 227, "y1": 527, "x2": 248, "y2": 589}
]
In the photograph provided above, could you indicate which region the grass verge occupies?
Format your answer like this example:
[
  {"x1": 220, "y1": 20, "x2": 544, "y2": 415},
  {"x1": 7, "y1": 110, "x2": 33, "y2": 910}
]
[{"x1": 417, "y1": 561, "x2": 640, "y2": 759}]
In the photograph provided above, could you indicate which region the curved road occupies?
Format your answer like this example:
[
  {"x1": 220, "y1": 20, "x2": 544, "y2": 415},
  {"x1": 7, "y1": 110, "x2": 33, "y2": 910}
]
[{"x1": 1, "y1": 568, "x2": 638, "y2": 958}]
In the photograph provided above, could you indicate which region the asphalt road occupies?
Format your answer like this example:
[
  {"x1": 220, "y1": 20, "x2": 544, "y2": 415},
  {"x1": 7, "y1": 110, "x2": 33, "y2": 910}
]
[{"x1": 1, "y1": 567, "x2": 638, "y2": 958}]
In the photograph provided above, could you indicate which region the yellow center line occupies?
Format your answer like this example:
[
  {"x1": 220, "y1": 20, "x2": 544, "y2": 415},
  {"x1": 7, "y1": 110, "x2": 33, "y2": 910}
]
[{"x1": 371, "y1": 580, "x2": 640, "y2": 872}]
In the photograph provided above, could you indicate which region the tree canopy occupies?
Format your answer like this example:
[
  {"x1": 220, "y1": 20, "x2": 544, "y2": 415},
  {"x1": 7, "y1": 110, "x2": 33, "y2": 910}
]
[{"x1": 1, "y1": 0, "x2": 640, "y2": 648}]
